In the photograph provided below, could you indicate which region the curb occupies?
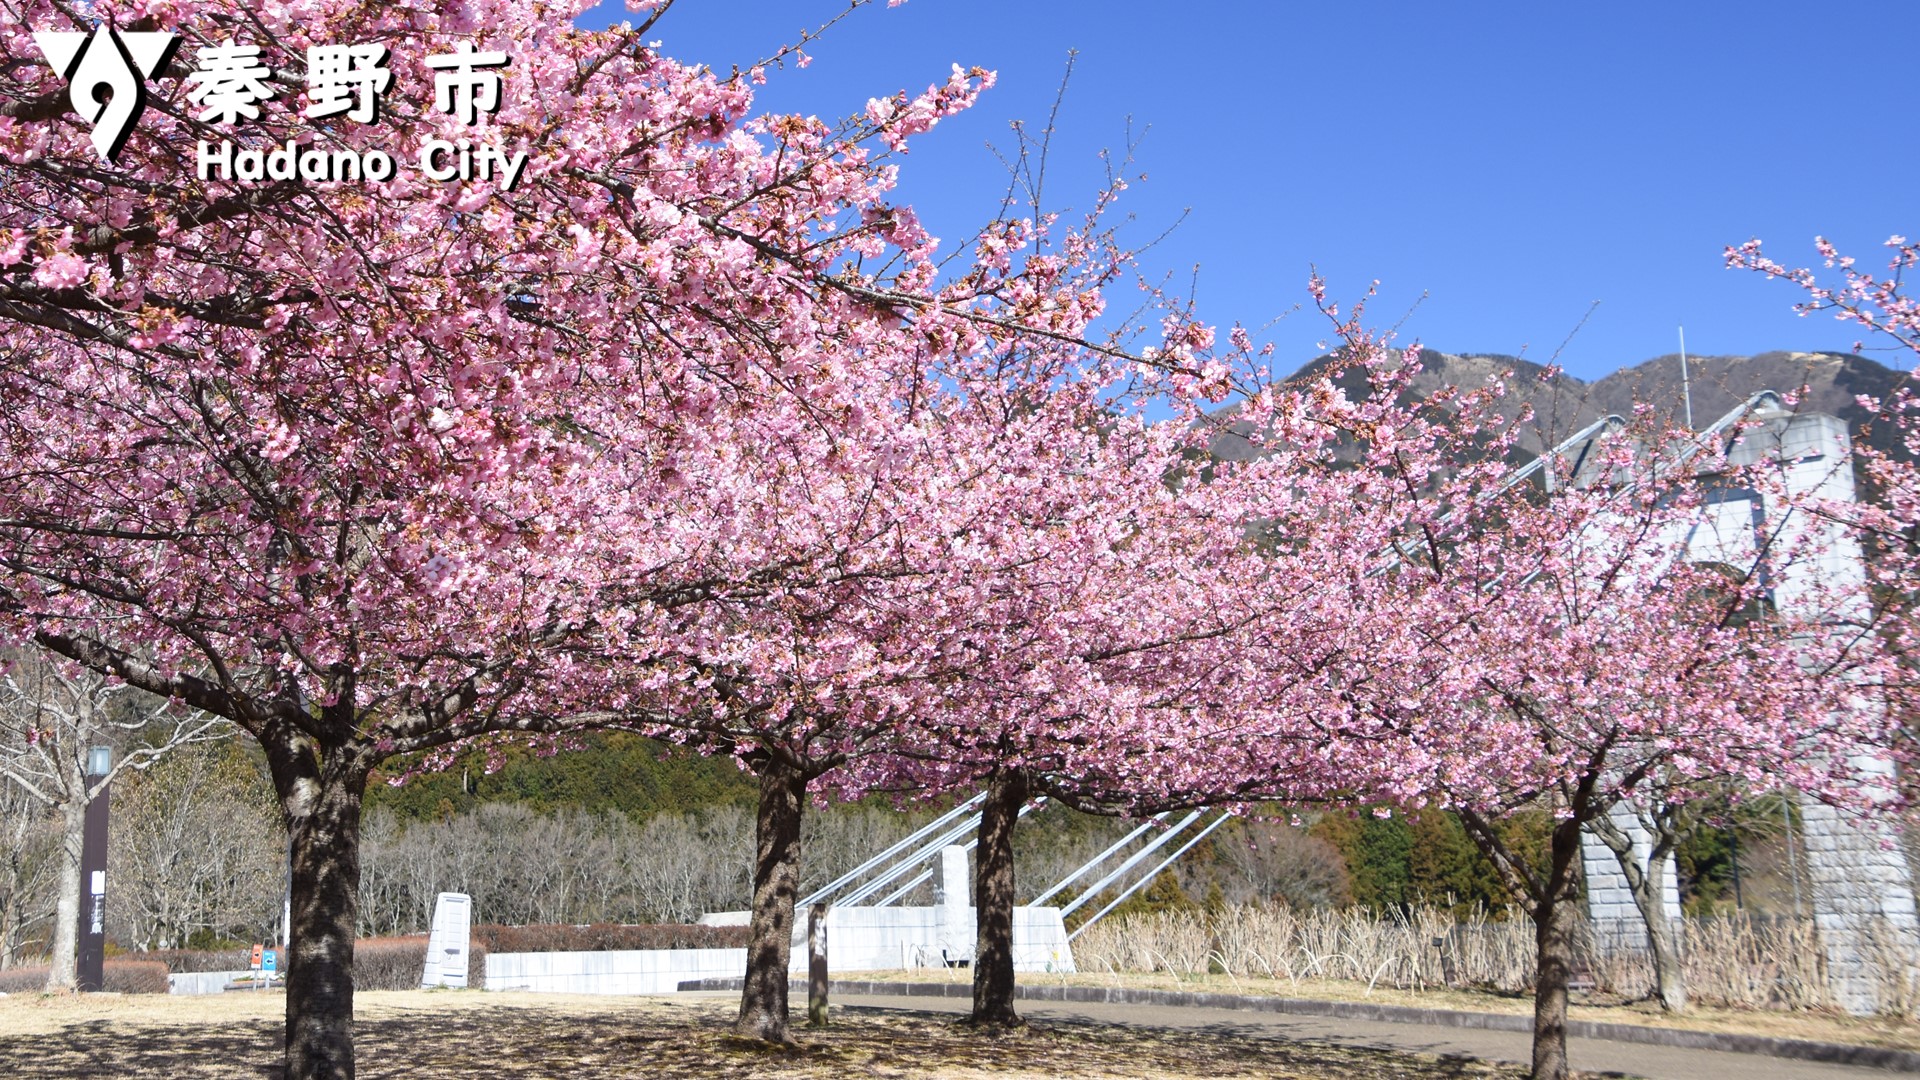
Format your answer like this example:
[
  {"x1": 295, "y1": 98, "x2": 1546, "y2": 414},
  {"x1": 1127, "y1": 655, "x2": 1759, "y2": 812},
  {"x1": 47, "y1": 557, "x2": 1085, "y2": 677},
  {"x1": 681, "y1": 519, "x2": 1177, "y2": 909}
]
[{"x1": 677, "y1": 977, "x2": 1920, "y2": 1072}]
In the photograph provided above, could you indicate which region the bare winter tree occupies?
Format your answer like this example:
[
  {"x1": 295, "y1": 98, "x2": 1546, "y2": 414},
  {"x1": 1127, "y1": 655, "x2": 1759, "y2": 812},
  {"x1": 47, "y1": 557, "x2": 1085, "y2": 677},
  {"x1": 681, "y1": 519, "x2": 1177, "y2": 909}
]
[
  {"x1": 627, "y1": 808, "x2": 757, "y2": 924},
  {"x1": 0, "y1": 775, "x2": 59, "y2": 967},
  {"x1": 355, "y1": 811, "x2": 426, "y2": 938},
  {"x1": 0, "y1": 652, "x2": 228, "y2": 987},
  {"x1": 1211, "y1": 818, "x2": 1353, "y2": 910},
  {"x1": 110, "y1": 741, "x2": 284, "y2": 950}
]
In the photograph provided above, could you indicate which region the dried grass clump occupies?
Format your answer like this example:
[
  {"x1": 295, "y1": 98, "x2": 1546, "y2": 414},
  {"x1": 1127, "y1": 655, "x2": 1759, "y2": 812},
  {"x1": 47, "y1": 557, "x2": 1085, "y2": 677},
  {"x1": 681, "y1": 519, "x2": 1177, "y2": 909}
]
[
  {"x1": 1077, "y1": 904, "x2": 1537, "y2": 993},
  {"x1": 1076, "y1": 903, "x2": 1920, "y2": 1016}
]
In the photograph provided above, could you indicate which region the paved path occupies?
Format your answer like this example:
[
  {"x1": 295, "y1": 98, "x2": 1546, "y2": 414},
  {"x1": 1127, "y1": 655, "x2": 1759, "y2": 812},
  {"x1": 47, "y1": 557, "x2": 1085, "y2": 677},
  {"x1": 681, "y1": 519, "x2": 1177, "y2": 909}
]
[{"x1": 829, "y1": 991, "x2": 1900, "y2": 1080}]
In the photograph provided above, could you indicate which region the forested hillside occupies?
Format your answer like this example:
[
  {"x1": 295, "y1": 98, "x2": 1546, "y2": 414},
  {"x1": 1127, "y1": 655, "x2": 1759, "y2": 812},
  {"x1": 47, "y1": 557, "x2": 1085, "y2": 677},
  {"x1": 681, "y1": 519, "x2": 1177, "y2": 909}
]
[{"x1": 365, "y1": 733, "x2": 758, "y2": 824}]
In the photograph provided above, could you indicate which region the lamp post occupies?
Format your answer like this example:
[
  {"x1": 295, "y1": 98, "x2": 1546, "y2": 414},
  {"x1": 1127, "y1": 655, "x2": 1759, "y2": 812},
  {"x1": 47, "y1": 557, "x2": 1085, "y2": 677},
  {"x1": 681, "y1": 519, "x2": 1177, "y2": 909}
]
[{"x1": 76, "y1": 745, "x2": 111, "y2": 992}]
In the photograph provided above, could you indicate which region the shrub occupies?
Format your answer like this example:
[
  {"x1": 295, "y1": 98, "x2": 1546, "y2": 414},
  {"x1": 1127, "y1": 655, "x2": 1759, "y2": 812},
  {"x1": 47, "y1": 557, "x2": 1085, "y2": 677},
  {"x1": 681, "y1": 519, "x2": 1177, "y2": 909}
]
[
  {"x1": 350, "y1": 936, "x2": 487, "y2": 991},
  {"x1": 133, "y1": 938, "x2": 488, "y2": 989},
  {"x1": 470, "y1": 922, "x2": 748, "y2": 953},
  {"x1": 351, "y1": 937, "x2": 425, "y2": 991},
  {"x1": 141, "y1": 947, "x2": 266, "y2": 973},
  {"x1": 0, "y1": 960, "x2": 170, "y2": 994},
  {"x1": 109, "y1": 959, "x2": 173, "y2": 993}
]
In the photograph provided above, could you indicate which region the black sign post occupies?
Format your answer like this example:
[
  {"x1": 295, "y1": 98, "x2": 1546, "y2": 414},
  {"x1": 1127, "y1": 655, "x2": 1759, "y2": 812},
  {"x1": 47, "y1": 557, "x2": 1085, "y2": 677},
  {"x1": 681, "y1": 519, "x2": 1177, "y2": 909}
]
[{"x1": 76, "y1": 746, "x2": 111, "y2": 993}]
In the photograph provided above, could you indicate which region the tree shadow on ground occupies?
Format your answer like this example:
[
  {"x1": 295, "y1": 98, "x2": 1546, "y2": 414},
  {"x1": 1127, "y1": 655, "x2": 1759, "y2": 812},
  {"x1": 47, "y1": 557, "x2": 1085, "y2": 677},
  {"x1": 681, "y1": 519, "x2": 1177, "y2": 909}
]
[{"x1": 2, "y1": 998, "x2": 1547, "y2": 1079}]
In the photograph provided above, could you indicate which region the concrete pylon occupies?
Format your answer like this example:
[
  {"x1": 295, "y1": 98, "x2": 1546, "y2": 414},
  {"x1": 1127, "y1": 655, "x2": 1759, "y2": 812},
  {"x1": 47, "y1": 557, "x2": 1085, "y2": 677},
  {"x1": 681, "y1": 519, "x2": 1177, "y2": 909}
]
[
  {"x1": 935, "y1": 845, "x2": 971, "y2": 964},
  {"x1": 1576, "y1": 408, "x2": 1920, "y2": 1013},
  {"x1": 1798, "y1": 765, "x2": 1920, "y2": 1014},
  {"x1": 1751, "y1": 411, "x2": 1919, "y2": 1014}
]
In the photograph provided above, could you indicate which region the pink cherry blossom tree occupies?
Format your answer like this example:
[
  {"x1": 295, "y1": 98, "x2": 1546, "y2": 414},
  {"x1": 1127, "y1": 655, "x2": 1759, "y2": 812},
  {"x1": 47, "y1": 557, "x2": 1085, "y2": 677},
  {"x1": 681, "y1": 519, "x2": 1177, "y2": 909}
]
[
  {"x1": 2, "y1": 0, "x2": 1241, "y2": 1066},
  {"x1": 0, "y1": 0, "x2": 1065, "y2": 1073},
  {"x1": 1383, "y1": 407, "x2": 1898, "y2": 1080},
  {"x1": 879, "y1": 295, "x2": 1524, "y2": 1026},
  {"x1": 567, "y1": 185, "x2": 1233, "y2": 1041},
  {"x1": 1727, "y1": 234, "x2": 1920, "y2": 361}
]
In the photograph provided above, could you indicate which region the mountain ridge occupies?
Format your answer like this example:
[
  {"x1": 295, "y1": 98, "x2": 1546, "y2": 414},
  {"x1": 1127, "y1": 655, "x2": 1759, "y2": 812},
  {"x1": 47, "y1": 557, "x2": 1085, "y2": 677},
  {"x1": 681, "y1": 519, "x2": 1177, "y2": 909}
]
[{"x1": 1208, "y1": 349, "x2": 1913, "y2": 463}]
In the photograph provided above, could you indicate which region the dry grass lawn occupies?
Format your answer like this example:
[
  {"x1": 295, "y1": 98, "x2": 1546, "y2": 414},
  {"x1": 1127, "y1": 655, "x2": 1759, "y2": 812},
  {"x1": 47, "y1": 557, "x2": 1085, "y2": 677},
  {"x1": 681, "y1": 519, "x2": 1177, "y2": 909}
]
[{"x1": 0, "y1": 989, "x2": 1535, "y2": 1079}]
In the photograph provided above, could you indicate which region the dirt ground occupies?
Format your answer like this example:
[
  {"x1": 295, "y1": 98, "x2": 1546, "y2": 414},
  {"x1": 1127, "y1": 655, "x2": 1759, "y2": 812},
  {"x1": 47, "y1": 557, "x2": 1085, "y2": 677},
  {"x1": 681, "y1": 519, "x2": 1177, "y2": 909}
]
[
  {"x1": 855, "y1": 968, "x2": 1920, "y2": 1052},
  {"x1": 0, "y1": 989, "x2": 1532, "y2": 1079}
]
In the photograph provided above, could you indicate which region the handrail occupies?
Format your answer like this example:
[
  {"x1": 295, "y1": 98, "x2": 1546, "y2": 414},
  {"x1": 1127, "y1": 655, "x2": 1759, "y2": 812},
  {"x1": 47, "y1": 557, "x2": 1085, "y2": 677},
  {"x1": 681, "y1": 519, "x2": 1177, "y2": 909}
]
[
  {"x1": 1057, "y1": 810, "x2": 1205, "y2": 918},
  {"x1": 798, "y1": 790, "x2": 987, "y2": 908},
  {"x1": 869, "y1": 798, "x2": 1049, "y2": 906},
  {"x1": 1067, "y1": 812, "x2": 1232, "y2": 940},
  {"x1": 833, "y1": 797, "x2": 1049, "y2": 908},
  {"x1": 1030, "y1": 812, "x2": 1171, "y2": 906}
]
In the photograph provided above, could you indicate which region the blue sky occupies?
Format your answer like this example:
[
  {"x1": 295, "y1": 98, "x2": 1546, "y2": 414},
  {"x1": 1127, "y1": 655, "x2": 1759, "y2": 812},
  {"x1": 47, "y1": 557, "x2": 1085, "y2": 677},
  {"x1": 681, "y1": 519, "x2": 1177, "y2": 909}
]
[{"x1": 581, "y1": 1, "x2": 1918, "y2": 380}]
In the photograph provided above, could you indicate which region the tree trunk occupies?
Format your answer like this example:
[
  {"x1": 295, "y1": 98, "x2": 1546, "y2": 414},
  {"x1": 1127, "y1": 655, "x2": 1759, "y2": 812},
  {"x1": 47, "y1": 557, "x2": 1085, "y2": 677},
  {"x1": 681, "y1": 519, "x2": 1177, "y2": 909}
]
[
  {"x1": 0, "y1": 860, "x2": 16, "y2": 970},
  {"x1": 971, "y1": 767, "x2": 1028, "y2": 1026},
  {"x1": 1638, "y1": 858, "x2": 1687, "y2": 1013},
  {"x1": 44, "y1": 800, "x2": 83, "y2": 992},
  {"x1": 1, "y1": 809, "x2": 27, "y2": 970},
  {"x1": 281, "y1": 748, "x2": 370, "y2": 1080},
  {"x1": 733, "y1": 756, "x2": 807, "y2": 1043},
  {"x1": 0, "y1": 887, "x2": 16, "y2": 970},
  {"x1": 1529, "y1": 819, "x2": 1584, "y2": 1080},
  {"x1": 806, "y1": 902, "x2": 829, "y2": 1028},
  {"x1": 1588, "y1": 810, "x2": 1687, "y2": 1012}
]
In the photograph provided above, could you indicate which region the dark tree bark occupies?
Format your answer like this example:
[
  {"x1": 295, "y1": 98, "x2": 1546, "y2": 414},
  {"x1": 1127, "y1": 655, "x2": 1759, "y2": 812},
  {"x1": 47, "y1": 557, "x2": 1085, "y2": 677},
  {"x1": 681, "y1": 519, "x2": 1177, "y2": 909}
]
[
  {"x1": 274, "y1": 736, "x2": 372, "y2": 1080},
  {"x1": 1527, "y1": 817, "x2": 1584, "y2": 1080},
  {"x1": 733, "y1": 754, "x2": 808, "y2": 1043},
  {"x1": 971, "y1": 766, "x2": 1029, "y2": 1026},
  {"x1": 26, "y1": 629, "x2": 578, "y2": 1080},
  {"x1": 1460, "y1": 802, "x2": 1589, "y2": 1080},
  {"x1": 806, "y1": 902, "x2": 829, "y2": 1028}
]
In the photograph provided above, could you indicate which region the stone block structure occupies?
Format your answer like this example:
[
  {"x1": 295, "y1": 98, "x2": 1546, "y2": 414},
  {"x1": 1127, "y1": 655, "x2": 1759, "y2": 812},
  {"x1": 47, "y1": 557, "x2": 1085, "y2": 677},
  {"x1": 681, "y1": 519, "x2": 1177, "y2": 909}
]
[
  {"x1": 698, "y1": 842, "x2": 1076, "y2": 977},
  {"x1": 1798, "y1": 758, "x2": 1920, "y2": 1014},
  {"x1": 1579, "y1": 806, "x2": 1681, "y2": 953},
  {"x1": 1581, "y1": 403, "x2": 1919, "y2": 1014}
]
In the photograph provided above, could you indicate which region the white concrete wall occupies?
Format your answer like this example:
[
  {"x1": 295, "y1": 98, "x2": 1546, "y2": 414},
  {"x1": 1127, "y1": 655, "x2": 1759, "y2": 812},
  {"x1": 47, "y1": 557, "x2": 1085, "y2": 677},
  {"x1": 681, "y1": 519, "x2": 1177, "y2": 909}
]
[
  {"x1": 484, "y1": 902, "x2": 1076, "y2": 995},
  {"x1": 1725, "y1": 411, "x2": 1872, "y2": 624},
  {"x1": 806, "y1": 904, "x2": 1075, "y2": 974},
  {"x1": 813, "y1": 903, "x2": 947, "y2": 970},
  {"x1": 705, "y1": 848, "x2": 1075, "y2": 978},
  {"x1": 1008, "y1": 906, "x2": 1077, "y2": 974},
  {"x1": 483, "y1": 948, "x2": 748, "y2": 994},
  {"x1": 168, "y1": 969, "x2": 254, "y2": 995}
]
